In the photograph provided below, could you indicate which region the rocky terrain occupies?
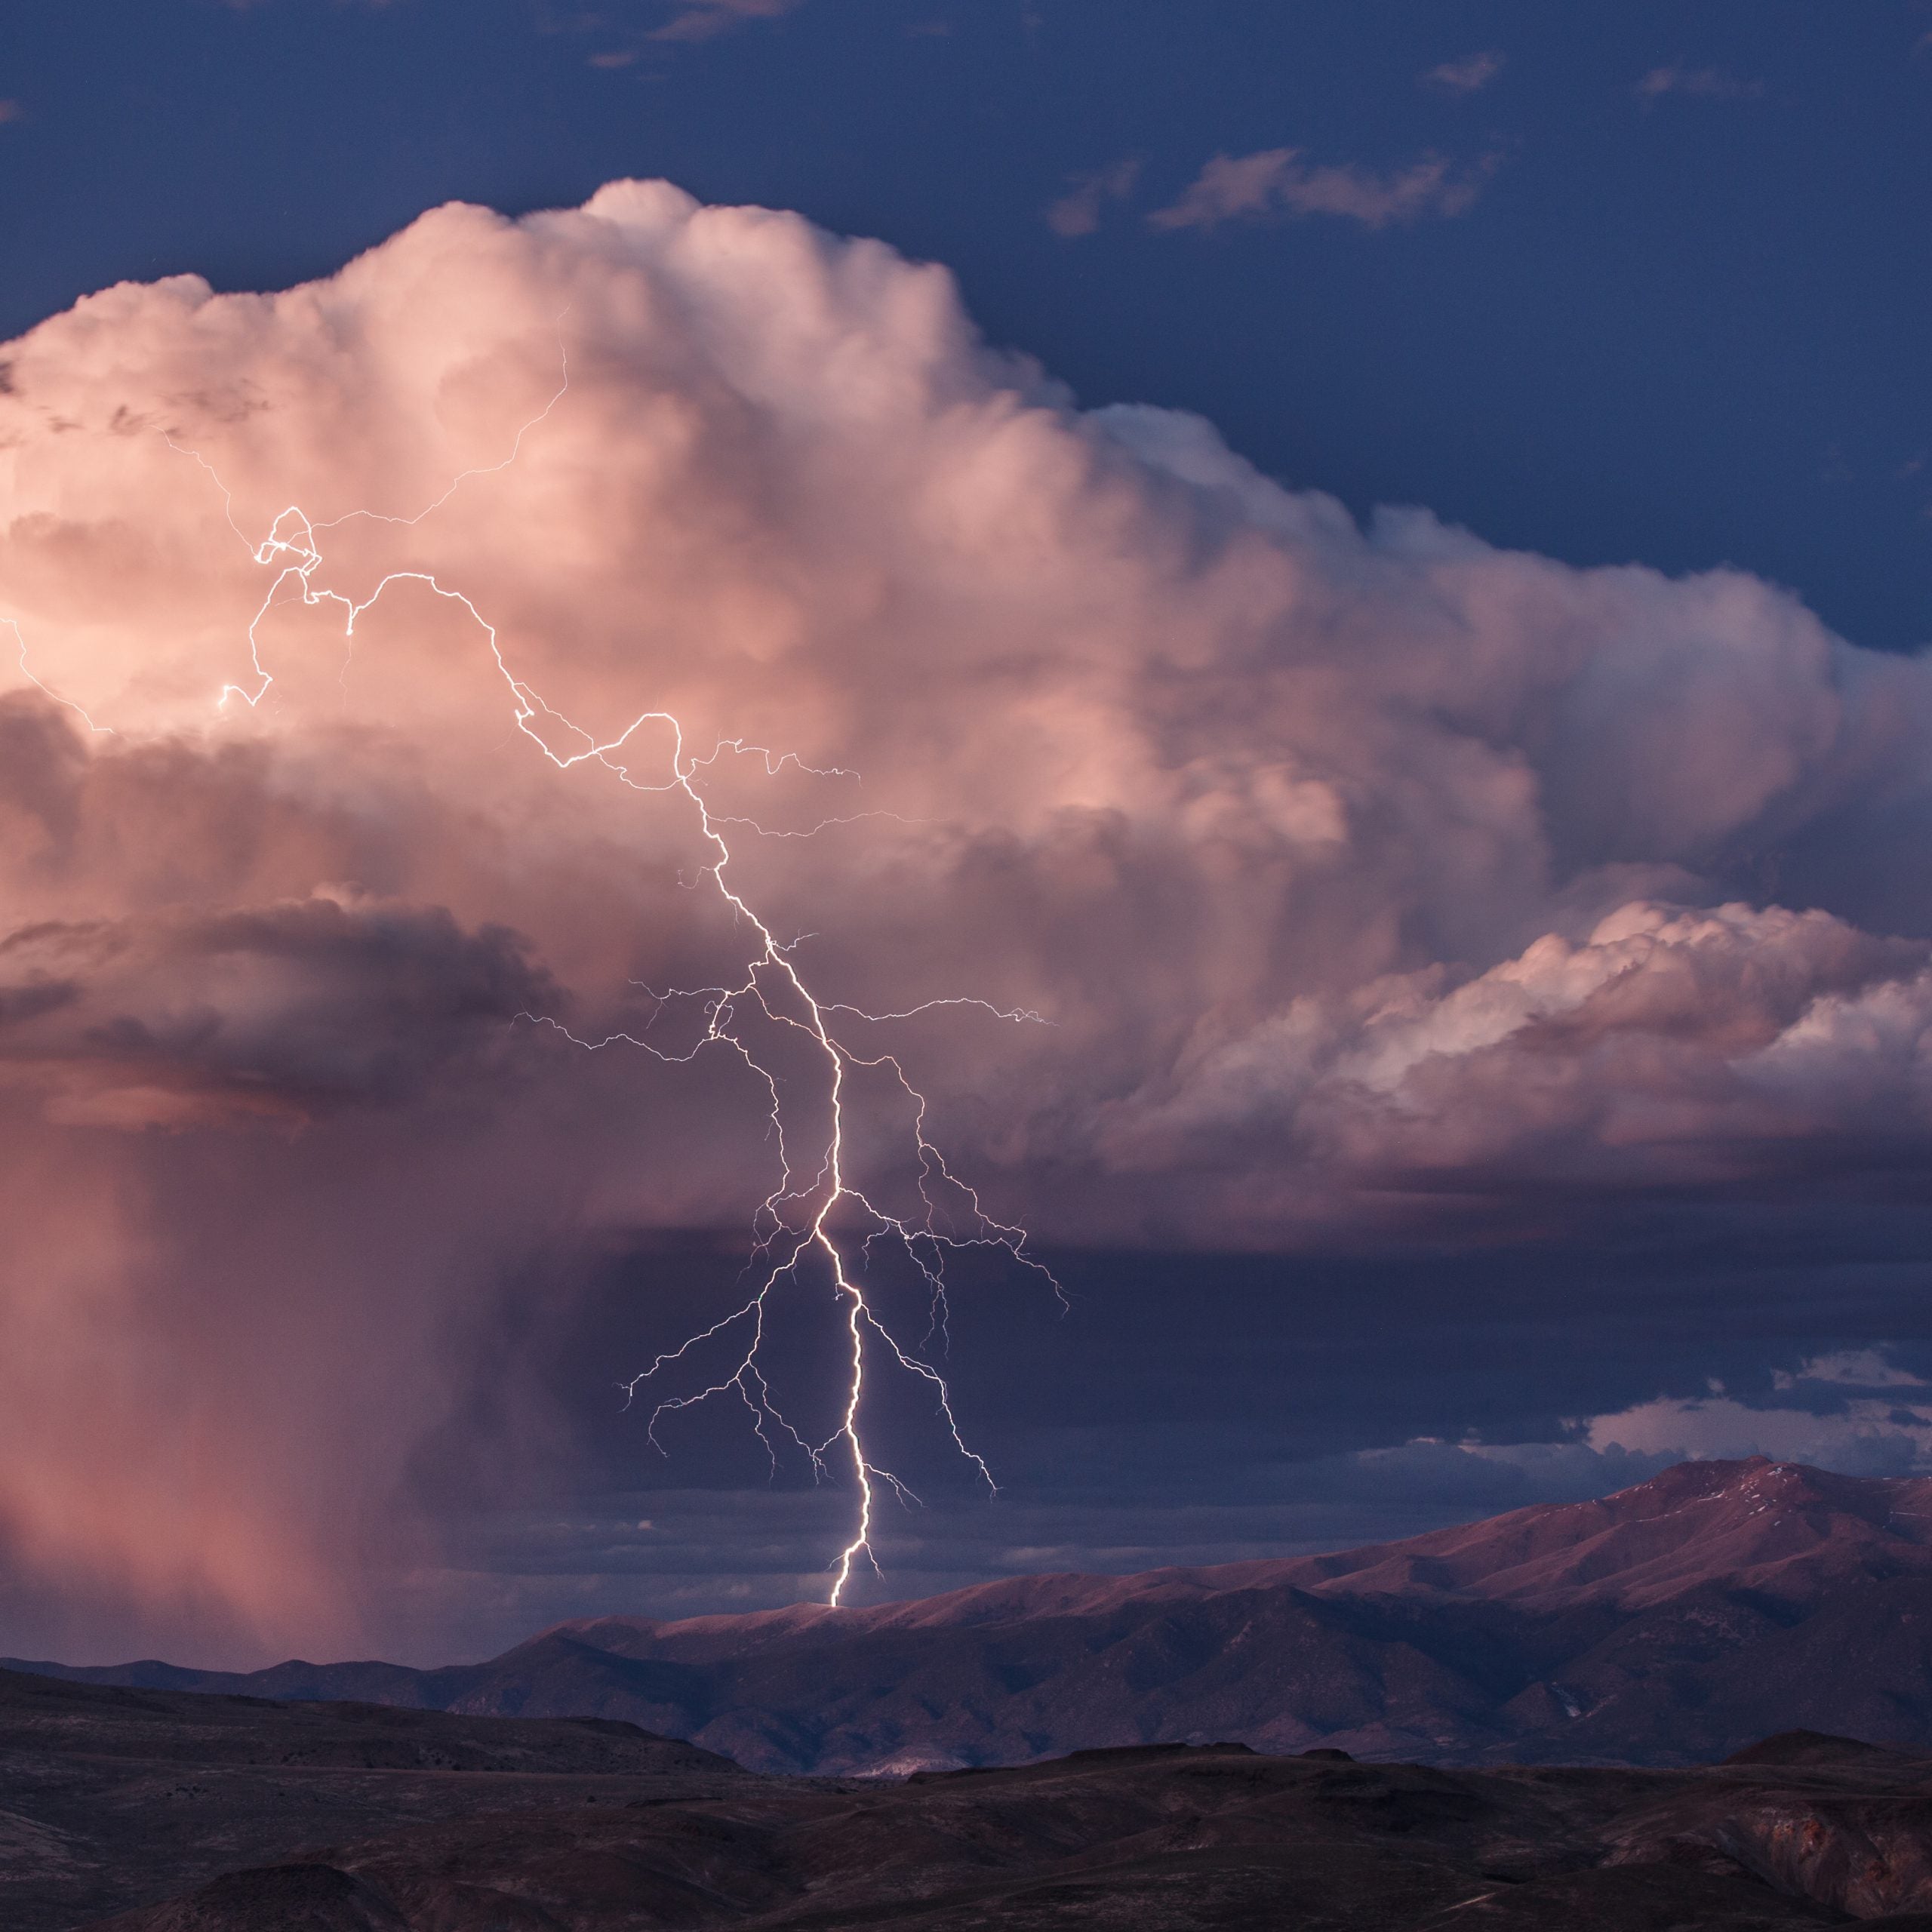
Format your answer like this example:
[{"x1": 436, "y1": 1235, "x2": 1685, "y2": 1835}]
[
  {"x1": 0, "y1": 1663, "x2": 746, "y2": 1930},
  {"x1": 21, "y1": 1458, "x2": 1932, "y2": 1775},
  {"x1": 14, "y1": 1671, "x2": 1932, "y2": 1930}
]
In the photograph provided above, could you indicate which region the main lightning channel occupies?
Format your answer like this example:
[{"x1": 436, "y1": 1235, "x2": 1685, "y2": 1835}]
[{"x1": 167, "y1": 341, "x2": 1057, "y2": 1604}]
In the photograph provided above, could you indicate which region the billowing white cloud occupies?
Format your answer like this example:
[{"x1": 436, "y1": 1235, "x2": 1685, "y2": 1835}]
[
  {"x1": 9, "y1": 180, "x2": 1932, "y2": 1643},
  {"x1": 1110, "y1": 900, "x2": 1932, "y2": 1214}
]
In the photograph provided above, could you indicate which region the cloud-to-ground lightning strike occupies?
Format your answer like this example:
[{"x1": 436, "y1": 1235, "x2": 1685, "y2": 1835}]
[{"x1": 128, "y1": 336, "x2": 1059, "y2": 1605}]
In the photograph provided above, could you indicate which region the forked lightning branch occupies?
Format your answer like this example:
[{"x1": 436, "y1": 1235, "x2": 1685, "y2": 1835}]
[{"x1": 11, "y1": 334, "x2": 1058, "y2": 1606}]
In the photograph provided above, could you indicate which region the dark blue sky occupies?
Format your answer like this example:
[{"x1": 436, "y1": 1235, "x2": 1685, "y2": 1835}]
[{"x1": 6, "y1": 0, "x2": 1932, "y2": 651}]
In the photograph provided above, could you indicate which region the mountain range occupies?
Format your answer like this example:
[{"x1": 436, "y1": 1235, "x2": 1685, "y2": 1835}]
[{"x1": 17, "y1": 1456, "x2": 1932, "y2": 1777}]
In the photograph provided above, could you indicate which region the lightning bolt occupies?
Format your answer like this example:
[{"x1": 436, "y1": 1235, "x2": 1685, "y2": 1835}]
[
  {"x1": 128, "y1": 329, "x2": 1060, "y2": 1605},
  {"x1": 5, "y1": 617, "x2": 114, "y2": 737}
]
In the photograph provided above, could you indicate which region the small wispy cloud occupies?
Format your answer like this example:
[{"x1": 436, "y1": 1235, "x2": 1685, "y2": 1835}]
[
  {"x1": 0, "y1": 100, "x2": 20, "y2": 126},
  {"x1": 1423, "y1": 51, "x2": 1504, "y2": 94},
  {"x1": 1636, "y1": 64, "x2": 1764, "y2": 103},
  {"x1": 1584, "y1": 1389, "x2": 1932, "y2": 1475},
  {"x1": 1772, "y1": 1349, "x2": 1928, "y2": 1392},
  {"x1": 651, "y1": 0, "x2": 801, "y2": 44},
  {"x1": 1149, "y1": 147, "x2": 1495, "y2": 233},
  {"x1": 1044, "y1": 158, "x2": 1141, "y2": 239}
]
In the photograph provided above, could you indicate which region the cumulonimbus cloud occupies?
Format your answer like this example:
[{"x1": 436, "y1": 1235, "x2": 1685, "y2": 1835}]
[{"x1": 8, "y1": 180, "x2": 1932, "y2": 1646}]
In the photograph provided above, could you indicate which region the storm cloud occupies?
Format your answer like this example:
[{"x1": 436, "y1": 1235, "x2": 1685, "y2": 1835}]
[{"x1": 7, "y1": 180, "x2": 1932, "y2": 1651}]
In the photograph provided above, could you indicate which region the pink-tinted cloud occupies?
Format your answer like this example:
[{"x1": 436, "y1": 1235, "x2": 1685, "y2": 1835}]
[
  {"x1": 1108, "y1": 901, "x2": 1932, "y2": 1220},
  {"x1": 1045, "y1": 158, "x2": 1141, "y2": 238},
  {"x1": 651, "y1": 0, "x2": 801, "y2": 43},
  {"x1": 1774, "y1": 1350, "x2": 1927, "y2": 1391},
  {"x1": 1149, "y1": 147, "x2": 1494, "y2": 231},
  {"x1": 1584, "y1": 1381, "x2": 1932, "y2": 1475},
  {"x1": 1423, "y1": 51, "x2": 1505, "y2": 94},
  {"x1": 1636, "y1": 65, "x2": 1764, "y2": 102},
  {"x1": 9, "y1": 180, "x2": 1932, "y2": 1648},
  {"x1": 0, "y1": 877, "x2": 552, "y2": 1130}
]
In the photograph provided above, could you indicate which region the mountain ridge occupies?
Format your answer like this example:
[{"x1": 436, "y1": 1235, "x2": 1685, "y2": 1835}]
[{"x1": 17, "y1": 1456, "x2": 1932, "y2": 1775}]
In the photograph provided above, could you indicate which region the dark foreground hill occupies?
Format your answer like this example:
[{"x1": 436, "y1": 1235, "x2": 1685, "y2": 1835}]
[
  {"x1": 22, "y1": 1458, "x2": 1932, "y2": 1775},
  {"x1": 0, "y1": 1663, "x2": 745, "y2": 1930},
  {"x1": 14, "y1": 1669, "x2": 1932, "y2": 1932}
]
